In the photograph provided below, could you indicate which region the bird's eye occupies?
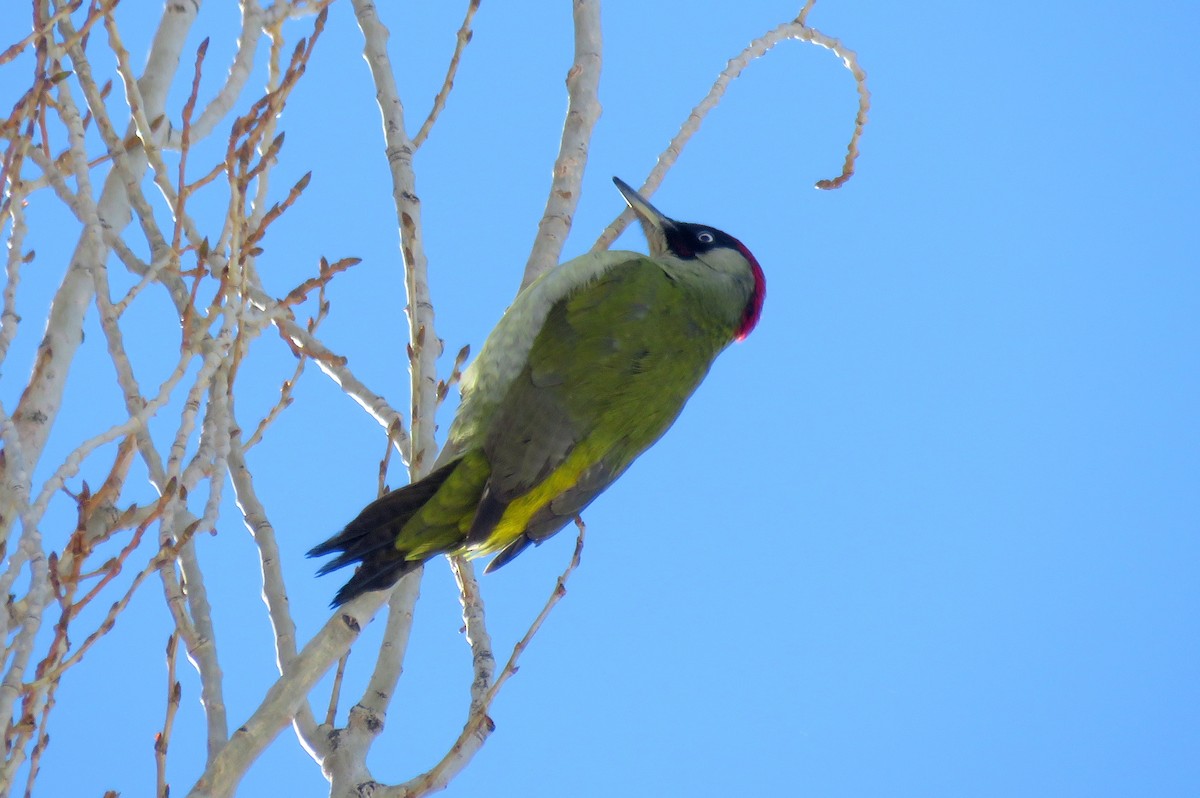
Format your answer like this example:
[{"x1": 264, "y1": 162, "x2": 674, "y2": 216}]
[{"x1": 697, "y1": 231, "x2": 715, "y2": 244}]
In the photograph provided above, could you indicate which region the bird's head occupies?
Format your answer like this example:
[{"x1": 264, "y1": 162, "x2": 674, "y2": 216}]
[{"x1": 613, "y1": 177, "x2": 765, "y2": 340}]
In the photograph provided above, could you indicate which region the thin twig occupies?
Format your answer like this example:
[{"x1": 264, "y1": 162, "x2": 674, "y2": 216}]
[
  {"x1": 592, "y1": 12, "x2": 870, "y2": 250},
  {"x1": 155, "y1": 633, "x2": 180, "y2": 798},
  {"x1": 450, "y1": 557, "x2": 493, "y2": 712},
  {"x1": 412, "y1": 0, "x2": 480, "y2": 149},
  {"x1": 227, "y1": 436, "x2": 322, "y2": 750},
  {"x1": 400, "y1": 521, "x2": 587, "y2": 795},
  {"x1": 435, "y1": 344, "x2": 471, "y2": 408},
  {"x1": 173, "y1": 37, "x2": 209, "y2": 254},
  {"x1": 277, "y1": 255, "x2": 361, "y2": 309},
  {"x1": 324, "y1": 653, "x2": 349, "y2": 728}
]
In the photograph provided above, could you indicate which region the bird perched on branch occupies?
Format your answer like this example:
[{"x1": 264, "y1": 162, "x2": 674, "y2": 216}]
[{"x1": 309, "y1": 177, "x2": 765, "y2": 606}]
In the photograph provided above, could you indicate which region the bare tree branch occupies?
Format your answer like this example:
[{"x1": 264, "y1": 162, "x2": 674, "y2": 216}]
[
  {"x1": 521, "y1": 0, "x2": 603, "y2": 289},
  {"x1": 394, "y1": 522, "x2": 586, "y2": 797},
  {"x1": 351, "y1": 0, "x2": 440, "y2": 476},
  {"x1": 227, "y1": 440, "x2": 322, "y2": 752},
  {"x1": 185, "y1": 594, "x2": 385, "y2": 798},
  {"x1": 593, "y1": 5, "x2": 870, "y2": 250},
  {"x1": 412, "y1": 0, "x2": 481, "y2": 150}
]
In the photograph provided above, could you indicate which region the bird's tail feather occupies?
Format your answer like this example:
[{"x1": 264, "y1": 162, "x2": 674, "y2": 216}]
[{"x1": 308, "y1": 458, "x2": 460, "y2": 607}]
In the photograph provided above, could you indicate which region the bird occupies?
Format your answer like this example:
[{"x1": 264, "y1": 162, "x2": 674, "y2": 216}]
[{"x1": 309, "y1": 177, "x2": 765, "y2": 606}]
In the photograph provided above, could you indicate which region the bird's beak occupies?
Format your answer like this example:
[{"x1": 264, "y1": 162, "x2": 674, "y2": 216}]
[{"x1": 613, "y1": 177, "x2": 673, "y2": 257}]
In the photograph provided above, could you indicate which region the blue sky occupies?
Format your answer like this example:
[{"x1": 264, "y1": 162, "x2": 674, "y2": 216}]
[{"x1": 3, "y1": 1, "x2": 1197, "y2": 795}]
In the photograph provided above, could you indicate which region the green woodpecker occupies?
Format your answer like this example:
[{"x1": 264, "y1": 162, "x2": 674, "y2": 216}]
[{"x1": 310, "y1": 177, "x2": 765, "y2": 606}]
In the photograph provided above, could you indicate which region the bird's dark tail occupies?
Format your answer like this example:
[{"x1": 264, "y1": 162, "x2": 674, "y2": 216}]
[{"x1": 308, "y1": 458, "x2": 461, "y2": 607}]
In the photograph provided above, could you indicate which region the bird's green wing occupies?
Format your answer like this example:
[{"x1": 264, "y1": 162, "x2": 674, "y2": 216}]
[{"x1": 463, "y1": 256, "x2": 732, "y2": 563}]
